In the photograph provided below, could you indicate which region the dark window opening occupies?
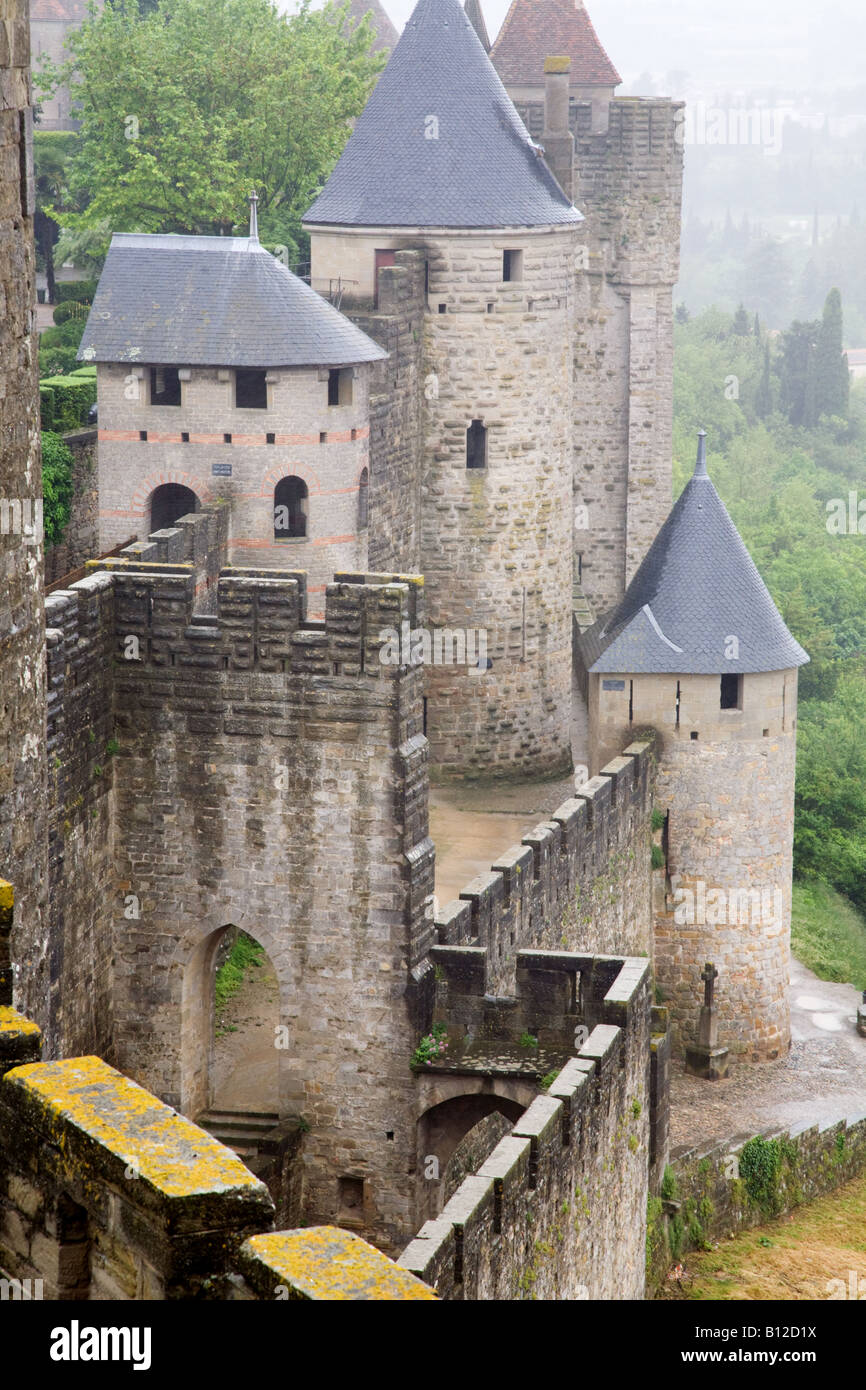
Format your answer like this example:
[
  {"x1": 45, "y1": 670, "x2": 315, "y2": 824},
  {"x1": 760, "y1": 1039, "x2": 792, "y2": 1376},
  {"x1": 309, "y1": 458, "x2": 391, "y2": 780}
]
[
  {"x1": 438, "y1": 302, "x2": 447, "y2": 314},
  {"x1": 690, "y1": 731, "x2": 699, "y2": 740},
  {"x1": 181, "y1": 431, "x2": 190, "y2": 443},
  {"x1": 358, "y1": 467, "x2": 369, "y2": 529},
  {"x1": 151, "y1": 483, "x2": 198, "y2": 532},
  {"x1": 235, "y1": 368, "x2": 268, "y2": 409},
  {"x1": 223, "y1": 432, "x2": 232, "y2": 444},
  {"x1": 319, "y1": 431, "x2": 327, "y2": 444},
  {"x1": 266, "y1": 432, "x2": 275, "y2": 445},
  {"x1": 274, "y1": 475, "x2": 308, "y2": 539},
  {"x1": 487, "y1": 302, "x2": 494, "y2": 313},
  {"x1": 422, "y1": 695, "x2": 428, "y2": 735},
  {"x1": 720, "y1": 673, "x2": 742, "y2": 710},
  {"x1": 675, "y1": 680, "x2": 681, "y2": 728},
  {"x1": 150, "y1": 366, "x2": 181, "y2": 406},
  {"x1": 503, "y1": 249, "x2": 523, "y2": 282},
  {"x1": 628, "y1": 679, "x2": 634, "y2": 723},
  {"x1": 466, "y1": 419, "x2": 487, "y2": 470},
  {"x1": 56, "y1": 1194, "x2": 90, "y2": 1300},
  {"x1": 139, "y1": 430, "x2": 148, "y2": 442},
  {"x1": 328, "y1": 368, "x2": 353, "y2": 407}
]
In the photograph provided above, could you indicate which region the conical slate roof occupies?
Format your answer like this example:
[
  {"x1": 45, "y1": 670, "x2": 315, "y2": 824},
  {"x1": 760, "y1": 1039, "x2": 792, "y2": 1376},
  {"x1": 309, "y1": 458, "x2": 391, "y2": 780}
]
[
  {"x1": 585, "y1": 434, "x2": 810, "y2": 675},
  {"x1": 343, "y1": 0, "x2": 399, "y2": 53},
  {"x1": 78, "y1": 233, "x2": 387, "y2": 368},
  {"x1": 303, "y1": 0, "x2": 582, "y2": 229}
]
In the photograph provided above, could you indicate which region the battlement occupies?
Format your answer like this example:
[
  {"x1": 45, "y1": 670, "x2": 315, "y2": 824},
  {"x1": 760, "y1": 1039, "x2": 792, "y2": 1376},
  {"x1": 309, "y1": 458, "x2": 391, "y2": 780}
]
[
  {"x1": 434, "y1": 741, "x2": 655, "y2": 994},
  {"x1": 400, "y1": 954, "x2": 651, "y2": 1300}
]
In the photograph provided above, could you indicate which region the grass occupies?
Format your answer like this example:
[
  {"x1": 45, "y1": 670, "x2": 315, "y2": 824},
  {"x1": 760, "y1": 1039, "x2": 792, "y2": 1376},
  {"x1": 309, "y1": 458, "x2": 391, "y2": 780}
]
[
  {"x1": 661, "y1": 1167, "x2": 866, "y2": 1300},
  {"x1": 791, "y1": 878, "x2": 866, "y2": 992},
  {"x1": 214, "y1": 930, "x2": 265, "y2": 1034}
]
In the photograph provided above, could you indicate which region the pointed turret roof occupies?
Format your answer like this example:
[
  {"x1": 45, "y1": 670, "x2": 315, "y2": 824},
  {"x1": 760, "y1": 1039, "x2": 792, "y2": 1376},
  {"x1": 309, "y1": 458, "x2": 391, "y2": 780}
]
[
  {"x1": 344, "y1": 0, "x2": 399, "y2": 54},
  {"x1": 464, "y1": 0, "x2": 490, "y2": 51},
  {"x1": 303, "y1": 0, "x2": 581, "y2": 230},
  {"x1": 582, "y1": 434, "x2": 809, "y2": 675},
  {"x1": 490, "y1": 0, "x2": 621, "y2": 89}
]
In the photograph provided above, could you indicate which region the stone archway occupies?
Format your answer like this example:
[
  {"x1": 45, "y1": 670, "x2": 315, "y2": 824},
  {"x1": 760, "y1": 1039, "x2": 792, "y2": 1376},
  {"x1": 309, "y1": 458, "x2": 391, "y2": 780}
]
[{"x1": 415, "y1": 1085, "x2": 531, "y2": 1227}]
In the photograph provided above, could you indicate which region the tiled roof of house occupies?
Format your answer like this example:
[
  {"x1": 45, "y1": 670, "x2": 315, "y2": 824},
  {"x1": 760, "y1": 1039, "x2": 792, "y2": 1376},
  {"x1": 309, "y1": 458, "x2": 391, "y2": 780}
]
[
  {"x1": 304, "y1": 0, "x2": 581, "y2": 229},
  {"x1": 77, "y1": 233, "x2": 387, "y2": 368},
  {"x1": 580, "y1": 434, "x2": 809, "y2": 675},
  {"x1": 30, "y1": 0, "x2": 92, "y2": 22},
  {"x1": 489, "y1": 0, "x2": 621, "y2": 88}
]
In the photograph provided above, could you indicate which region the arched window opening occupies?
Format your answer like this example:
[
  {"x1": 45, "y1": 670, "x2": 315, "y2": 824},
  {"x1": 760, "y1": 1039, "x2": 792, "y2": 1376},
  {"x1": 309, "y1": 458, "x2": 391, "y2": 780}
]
[
  {"x1": 150, "y1": 483, "x2": 198, "y2": 532},
  {"x1": 274, "y1": 475, "x2": 308, "y2": 538},
  {"x1": 358, "y1": 467, "x2": 369, "y2": 529}
]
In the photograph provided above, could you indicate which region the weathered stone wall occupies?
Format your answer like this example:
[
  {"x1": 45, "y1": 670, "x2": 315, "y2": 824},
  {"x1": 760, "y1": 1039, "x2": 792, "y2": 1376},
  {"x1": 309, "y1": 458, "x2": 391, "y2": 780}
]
[
  {"x1": 589, "y1": 668, "x2": 796, "y2": 1061},
  {"x1": 43, "y1": 574, "x2": 116, "y2": 1060},
  {"x1": 104, "y1": 567, "x2": 434, "y2": 1256},
  {"x1": 515, "y1": 96, "x2": 683, "y2": 617},
  {"x1": 0, "y1": 1046, "x2": 275, "y2": 1299},
  {"x1": 95, "y1": 362, "x2": 373, "y2": 613},
  {"x1": 399, "y1": 960, "x2": 652, "y2": 1300},
  {"x1": 648, "y1": 1112, "x2": 866, "y2": 1295},
  {"x1": 43, "y1": 429, "x2": 100, "y2": 585},
  {"x1": 433, "y1": 739, "x2": 656, "y2": 988},
  {"x1": 349, "y1": 249, "x2": 426, "y2": 575},
  {"x1": 419, "y1": 227, "x2": 577, "y2": 780},
  {"x1": 0, "y1": 0, "x2": 51, "y2": 1036}
]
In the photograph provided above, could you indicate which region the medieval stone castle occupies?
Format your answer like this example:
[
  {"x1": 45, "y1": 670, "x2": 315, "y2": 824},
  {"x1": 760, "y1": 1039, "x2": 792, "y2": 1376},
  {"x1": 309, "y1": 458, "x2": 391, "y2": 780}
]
[{"x1": 0, "y1": 0, "x2": 808, "y2": 1300}]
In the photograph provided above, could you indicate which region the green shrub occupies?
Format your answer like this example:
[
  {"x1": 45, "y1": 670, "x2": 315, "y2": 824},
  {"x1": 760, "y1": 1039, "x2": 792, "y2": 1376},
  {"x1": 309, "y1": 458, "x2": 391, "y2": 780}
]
[
  {"x1": 651, "y1": 843, "x2": 665, "y2": 870},
  {"x1": 41, "y1": 431, "x2": 74, "y2": 546},
  {"x1": 39, "y1": 344, "x2": 81, "y2": 378},
  {"x1": 54, "y1": 279, "x2": 98, "y2": 305},
  {"x1": 661, "y1": 1164, "x2": 678, "y2": 1201},
  {"x1": 39, "y1": 384, "x2": 55, "y2": 430},
  {"x1": 40, "y1": 318, "x2": 86, "y2": 351},
  {"x1": 740, "y1": 1136, "x2": 782, "y2": 1213},
  {"x1": 214, "y1": 931, "x2": 264, "y2": 1014},
  {"x1": 651, "y1": 807, "x2": 665, "y2": 832},
  {"x1": 53, "y1": 300, "x2": 89, "y2": 326},
  {"x1": 39, "y1": 374, "x2": 96, "y2": 431}
]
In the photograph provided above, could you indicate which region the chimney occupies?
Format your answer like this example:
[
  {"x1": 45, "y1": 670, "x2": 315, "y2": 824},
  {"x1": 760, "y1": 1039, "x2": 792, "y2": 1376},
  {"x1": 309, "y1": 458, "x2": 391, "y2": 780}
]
[{"x1": 542, "y1": 57, "x2": 575, "y2": 201}]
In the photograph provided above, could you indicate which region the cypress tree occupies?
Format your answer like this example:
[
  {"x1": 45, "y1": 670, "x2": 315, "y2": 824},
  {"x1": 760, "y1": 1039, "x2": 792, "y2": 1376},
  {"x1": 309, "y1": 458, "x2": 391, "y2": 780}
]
[
  {"x1": 756, "y1": 342, "x2": 772, "y2": 418},
  {"x1": 814, "y1": 288, "x2": 847, "y2": 418}
]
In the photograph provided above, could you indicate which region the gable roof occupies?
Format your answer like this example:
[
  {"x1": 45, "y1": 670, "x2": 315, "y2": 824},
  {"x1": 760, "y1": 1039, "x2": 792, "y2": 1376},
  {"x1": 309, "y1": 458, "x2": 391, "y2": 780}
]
[
  {"x1": 490, "y1": 0, "x2": 621, "y2": 89},
  {"x1": 344, "y1": 0, "x2": 399, "y2": 53},
  {"x1": 303, "y1": 0, "x2": 581, "y2": 230},
  {"x1": 583, "y1": 434, "x2": 809, "y2": 676},
  {"x1": 77, "y1": 233, "x2": 387, "y2": 369}
]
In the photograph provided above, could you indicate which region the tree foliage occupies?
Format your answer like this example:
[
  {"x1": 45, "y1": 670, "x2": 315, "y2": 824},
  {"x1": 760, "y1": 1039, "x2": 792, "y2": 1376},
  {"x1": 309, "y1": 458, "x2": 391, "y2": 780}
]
[{"x1": 37, "y1": 0, "x2": 385, "y2": 257}]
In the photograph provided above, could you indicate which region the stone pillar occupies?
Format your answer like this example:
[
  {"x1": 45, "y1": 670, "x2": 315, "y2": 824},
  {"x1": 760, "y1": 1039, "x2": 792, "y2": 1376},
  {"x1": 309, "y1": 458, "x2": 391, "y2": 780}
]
[
  {"x1": 0, "y1": 0, "x2": 51, "y2": 1037},
  {"x1": 542, "y1": 57, "x2": 574, "y2": 201}
]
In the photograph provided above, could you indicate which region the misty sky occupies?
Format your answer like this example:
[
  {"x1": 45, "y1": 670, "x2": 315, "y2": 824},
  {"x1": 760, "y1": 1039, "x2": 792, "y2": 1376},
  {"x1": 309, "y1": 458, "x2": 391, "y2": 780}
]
[{"x1": 353, "y1": 0, "x2": 866, "y2": 92}]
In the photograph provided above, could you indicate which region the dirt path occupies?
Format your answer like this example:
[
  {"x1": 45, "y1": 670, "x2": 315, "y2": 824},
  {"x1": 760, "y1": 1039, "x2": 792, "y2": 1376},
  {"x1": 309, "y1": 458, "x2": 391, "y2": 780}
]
[{"x1": 211, "y1": 951, "x2": 281, "y2": 1112}]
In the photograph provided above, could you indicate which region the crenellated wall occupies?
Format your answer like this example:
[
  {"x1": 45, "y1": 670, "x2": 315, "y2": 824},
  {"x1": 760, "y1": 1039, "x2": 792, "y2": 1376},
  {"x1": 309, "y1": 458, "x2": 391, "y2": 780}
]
[
  {"x1": 399, "y1": 957, "x2": 653, "y2": 1300},
  {"x1": 432, "y1": 740, "x2": 656, "y2": 994}
]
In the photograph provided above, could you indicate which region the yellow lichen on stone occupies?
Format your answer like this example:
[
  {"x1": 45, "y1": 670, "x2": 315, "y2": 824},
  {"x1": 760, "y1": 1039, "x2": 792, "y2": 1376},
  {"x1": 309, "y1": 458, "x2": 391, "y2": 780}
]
[
  {"x1": 0, "y1": 1006, "x2": 42, "y2": 1040},
  {"x1": 244, "y1": 1227, "x2": 438, "y2": 1300},
  {"x1": 3, "y1": 1056, "x2": 266, "y2": 1198},
  {"x1": 0, "y1": 880, "x2": 14, "y2": 910}
]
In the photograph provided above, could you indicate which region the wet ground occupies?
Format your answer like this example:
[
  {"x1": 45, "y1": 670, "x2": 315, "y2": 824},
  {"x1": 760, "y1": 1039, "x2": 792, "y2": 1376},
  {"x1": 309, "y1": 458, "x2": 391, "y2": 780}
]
[{"x1": 671, "y1": 957, "x2": 866, "y2": 1151}]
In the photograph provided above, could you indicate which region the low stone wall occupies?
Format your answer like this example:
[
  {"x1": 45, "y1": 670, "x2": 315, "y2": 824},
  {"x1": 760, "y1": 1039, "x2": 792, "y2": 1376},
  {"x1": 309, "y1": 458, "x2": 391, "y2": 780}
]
[{"x1": 647, "y1": 1112, "x2": 866, "y2": 1295}]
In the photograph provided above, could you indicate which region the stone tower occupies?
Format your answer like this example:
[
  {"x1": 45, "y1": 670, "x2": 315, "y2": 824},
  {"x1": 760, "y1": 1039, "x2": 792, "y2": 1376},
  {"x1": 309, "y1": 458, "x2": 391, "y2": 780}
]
[
  {"x1": 0, "y1": 0, "x2": 51, "y2": 1031},
  {"x1": 304, "y1": 0, "x2": 581, "y2": 780},
  {"x1": 581, "y1": 434, "x2": 809, "y2": 1062},
  {"x1": 490, "y1": 0, "x2": 684, "y2": 618}
]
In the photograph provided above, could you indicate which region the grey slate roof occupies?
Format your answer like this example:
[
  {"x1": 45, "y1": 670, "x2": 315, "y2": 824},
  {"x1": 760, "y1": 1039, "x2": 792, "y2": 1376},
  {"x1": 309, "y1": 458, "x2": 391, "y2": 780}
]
[
  {"x1": 77, "y1": 233, "x2": 388, "y2": 368},
  {"x1": 583, "y1": 434, "x2": 810, "y2": 676},
  {"x1": 303, "y1": 0, "x2": 582, "y2": 229}
]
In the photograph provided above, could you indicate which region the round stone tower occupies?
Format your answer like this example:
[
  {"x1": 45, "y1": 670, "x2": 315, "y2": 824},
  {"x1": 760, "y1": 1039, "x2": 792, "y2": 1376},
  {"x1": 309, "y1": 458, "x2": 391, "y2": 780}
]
[
  {"x1": 582, "y1": 433, "x2": 809, "y2": 1062},
  {"x1": 304, "y1": 0, "x2": 582, "y2": 779}
]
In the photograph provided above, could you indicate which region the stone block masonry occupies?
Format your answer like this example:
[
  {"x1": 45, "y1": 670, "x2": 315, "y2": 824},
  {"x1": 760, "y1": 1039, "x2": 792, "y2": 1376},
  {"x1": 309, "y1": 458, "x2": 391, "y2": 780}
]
[
  {"x1": 0, "y1": 0, "x2": 51, "y2": 1048},
  {"x1": 102, "y1": 566, "x2": 434, "y2": 1256},
  {"x1": 433, "y1": 739, "x2": 656, "y2": 994},
  {"x1": 399, "y1": 958, "x2": 652, "y2": 1300}
]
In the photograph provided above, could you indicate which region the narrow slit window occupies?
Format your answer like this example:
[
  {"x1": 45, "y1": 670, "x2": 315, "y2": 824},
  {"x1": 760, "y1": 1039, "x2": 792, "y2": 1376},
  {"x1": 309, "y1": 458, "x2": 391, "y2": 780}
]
[
  {"x1": 675, "y1": 680, "x2": 681, "y2": 728},
  {"x1": 466, "y1": 419, "x2": 487, "y2": 470},
  {"x1": 358, "y1": 467, "x2": 369, "y2": 529}
]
